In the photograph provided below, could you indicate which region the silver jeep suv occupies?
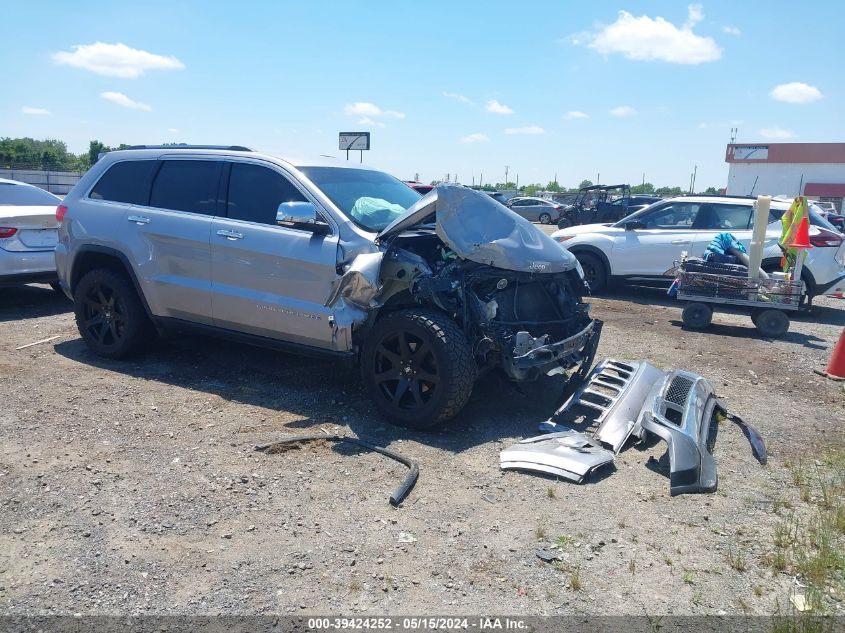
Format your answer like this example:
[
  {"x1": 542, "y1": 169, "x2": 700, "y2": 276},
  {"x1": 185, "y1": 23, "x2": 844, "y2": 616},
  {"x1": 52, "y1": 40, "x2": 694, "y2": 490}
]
[{"x1": 56, "y1": 146, "x2": 600, "y2": 428}]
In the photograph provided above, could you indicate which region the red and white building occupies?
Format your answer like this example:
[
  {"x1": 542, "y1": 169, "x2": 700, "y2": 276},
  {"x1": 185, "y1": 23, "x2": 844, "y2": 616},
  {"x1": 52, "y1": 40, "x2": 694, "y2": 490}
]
[{"x1": 725, "y1": 143, "x2": 845, "y2": 211}]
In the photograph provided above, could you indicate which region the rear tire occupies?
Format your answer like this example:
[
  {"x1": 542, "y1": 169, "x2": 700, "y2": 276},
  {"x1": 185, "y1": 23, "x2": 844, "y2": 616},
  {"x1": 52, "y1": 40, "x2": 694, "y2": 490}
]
[
  {"x1": 362, "y1": 309, "x2": 476, "y2": 429},
  {"x1": 752, "y1": 308, "x2": 789, "y2": 338},
  {"x1": 575, "y1": 252, "x2": 607, "y2": 294},
  {"x1": 682, "y1": 302, "x2": 713, "y2": 329},
  {"x1": 539, "y1": 212, "x2": 552, "y2": 225},
  {"x1": 73, "y1": 268, "x2": 151, "y2": 359}
]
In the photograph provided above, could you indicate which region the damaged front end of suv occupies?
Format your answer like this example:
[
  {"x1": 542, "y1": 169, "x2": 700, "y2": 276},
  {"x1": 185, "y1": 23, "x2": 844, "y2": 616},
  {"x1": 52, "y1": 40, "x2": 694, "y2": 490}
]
[{"x1": 328, "y1": 186, "x2": 602, "y2": 428}]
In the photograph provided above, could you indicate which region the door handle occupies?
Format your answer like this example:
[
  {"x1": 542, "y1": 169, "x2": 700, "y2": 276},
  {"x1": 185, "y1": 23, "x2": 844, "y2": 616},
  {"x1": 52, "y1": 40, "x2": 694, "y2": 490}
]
[
  {"x1": 127, "y1": 215, "x2": 150, "y2": 225},
  {"x1": 671, "y1": 239, "x2": 691, "y2": 245},
  {"x1": 216, "y1": 229, "x2": 244, "y2": 240}
]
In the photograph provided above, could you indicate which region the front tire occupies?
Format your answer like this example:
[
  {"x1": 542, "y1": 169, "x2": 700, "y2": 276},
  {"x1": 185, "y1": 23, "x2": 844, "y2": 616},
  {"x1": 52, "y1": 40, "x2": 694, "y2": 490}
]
[
  {"x1": 362, "y1": 309, "x2": 476, "y2": 429},
  {"x1": 574, "y1": 252, "x2": 607, "y2": 294},
  {"x1": 73, "y1": 268, "x2": 151, "y2": 359}
]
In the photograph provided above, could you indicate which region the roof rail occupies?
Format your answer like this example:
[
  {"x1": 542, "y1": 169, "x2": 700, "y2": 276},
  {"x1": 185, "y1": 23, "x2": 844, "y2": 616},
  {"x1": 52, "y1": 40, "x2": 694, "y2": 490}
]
[{"x1": 122, "y1": 144, "x2": 253, "y2": 151}]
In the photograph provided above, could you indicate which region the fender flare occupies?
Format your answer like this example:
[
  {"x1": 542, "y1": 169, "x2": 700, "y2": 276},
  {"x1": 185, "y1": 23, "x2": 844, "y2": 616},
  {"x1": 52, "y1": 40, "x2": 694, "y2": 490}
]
[{"x1": 70, "y1": 245, "x2": 156, "y2": 319}]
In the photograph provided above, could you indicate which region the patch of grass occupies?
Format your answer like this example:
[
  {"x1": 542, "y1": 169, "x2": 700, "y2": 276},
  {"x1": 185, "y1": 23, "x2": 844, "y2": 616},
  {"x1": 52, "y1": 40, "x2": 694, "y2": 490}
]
[
  {"x1": 569, "y1": 567, "x2": 582, "y2": 591},
  {"x1": 682, "y1": 571, "x2": 694, "y2": 585},
  {"x1": 349, "y1": 578, "x2": 361, "y2": 592},
  {"x1": 773, "y1": 498, "x2": 794, "y2": 513},
  {"x1": 628, "y1": 558, "x2": 636, "y2": 576},
  {"x1": 552, "y1": 561, "x2": 572, "y2": 574},
  {"x1": 753, "y1": 585, "x2": 763, "y2": 598},
  {"x1": 664, "y1": 555, "x2": 673, "y2": 567},
  {"x1": 617, "y1": 518, "x2": 626, "y2": 529},
  {"x1": 556, "y1": 534, "x2": 574, "y2": 547},
  {"x1": 546, "y1": 486, "x2": 556, "y2": 499},
  {"x1": 726, "y1": 546, "x2": 747, "y2": 572},
  {"x1": 768, "y1": 450, "x2": 845, "y2": 618},
  {"x1": 534, "y1": 521, "x2": 547, "y2": 541},
  {"x1": 691, "y1": 591, "x2": 702, "y2": 606}
]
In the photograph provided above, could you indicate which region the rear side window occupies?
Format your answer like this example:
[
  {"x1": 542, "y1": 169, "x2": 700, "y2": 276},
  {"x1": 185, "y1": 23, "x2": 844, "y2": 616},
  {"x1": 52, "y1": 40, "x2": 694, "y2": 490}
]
[
  {"x1": 225, "y1": 162, "x2": 306, "y2": 225},
  {"x1": 89, "y1": 160, "x2": 157, "y2": 204},
  {"x1": 711, "y1": 204, "x2": 753, "y2": 229},
  {"x1": 149, "y1": 160, "x2": 220, "y2": 214}
]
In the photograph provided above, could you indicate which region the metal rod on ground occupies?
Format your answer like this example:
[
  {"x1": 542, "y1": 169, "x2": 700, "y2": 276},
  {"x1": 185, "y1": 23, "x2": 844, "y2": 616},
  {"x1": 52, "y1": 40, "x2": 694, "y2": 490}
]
[{"x1": 255, "y1": 434, "x2": 419, "y2": 506}]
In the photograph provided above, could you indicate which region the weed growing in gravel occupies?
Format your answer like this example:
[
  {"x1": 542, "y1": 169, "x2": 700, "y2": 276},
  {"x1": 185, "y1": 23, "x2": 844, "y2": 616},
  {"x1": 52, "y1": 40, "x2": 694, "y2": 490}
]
[
  {"x1": 556, "y1": 534, "x2": 574, "y2": 547},
  {"x1": 726, "y1": 546, "x2": 747, "y2": 572},
  {"x1": 547, "y1": 486, "x2": 556, "y2": 499},
  {"x1": 569, "y1": 568, "x2": 582, "y2": 591},
  {"x1": 682, "y1": 571, "x2": 694, "y2": 584},
  {"x1": 691, "y1": 591, "x2": 702, "y2": 606},
  {"x1": 628, "y1": 558, "x2": 636, "y2": 575},
  {"x1": 617, "y1": 518, "x2": 626, "y2": 529},
  {"x1": 664, "y1": 555, "x2": 673, "y2": 567},
  {"x1": 753, "y1": 585, "x2": 764, "y2": 598},
  {"x1": 535, "y1": 521, "x2": 547, "y2": 541},
  {"x1": 349, "y1": 579, "x2": 361, "y2": 592},
  {"x1": 769, "y1": 450, "x2": 845, "y2": 623}
]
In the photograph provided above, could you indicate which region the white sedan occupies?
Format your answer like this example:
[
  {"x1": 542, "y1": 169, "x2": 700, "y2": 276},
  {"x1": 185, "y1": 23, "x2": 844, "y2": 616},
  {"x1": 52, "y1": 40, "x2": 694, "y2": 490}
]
[
  {"x1": 0, "y1": 178, "x2": 62, "y2": 288},
  {"x1": 551, "y1": 195, "x2": 845, "y2": 300}
]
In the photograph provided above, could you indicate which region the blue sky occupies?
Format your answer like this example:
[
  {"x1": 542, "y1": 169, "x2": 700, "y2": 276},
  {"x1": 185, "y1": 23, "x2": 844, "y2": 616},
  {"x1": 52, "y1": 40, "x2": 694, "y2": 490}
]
[{"x1": 3, "y1": 1, "x2": 843, "y2": 189}]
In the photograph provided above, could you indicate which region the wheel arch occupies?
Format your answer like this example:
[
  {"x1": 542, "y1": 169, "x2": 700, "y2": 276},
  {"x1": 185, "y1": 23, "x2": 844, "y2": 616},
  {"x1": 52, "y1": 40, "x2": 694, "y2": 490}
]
[
  {"x1": 70, "y1": 246, "x2": 155, "y2": 319},
  {"x1": 567, "y1": 245, "x2": 612, "y2": 279}
]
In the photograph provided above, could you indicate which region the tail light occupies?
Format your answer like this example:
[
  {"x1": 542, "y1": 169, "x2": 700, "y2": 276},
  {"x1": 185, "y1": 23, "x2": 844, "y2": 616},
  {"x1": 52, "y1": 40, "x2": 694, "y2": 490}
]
[
  {"x1": 0, "y1": 227, "x2": 18, "y2": 238},
  {"x1": 810, "y1": 228, "x2": 844, "y2": 248},
  {"x1": 56, "y1": 204, "x2": 68, "y2": 222}
]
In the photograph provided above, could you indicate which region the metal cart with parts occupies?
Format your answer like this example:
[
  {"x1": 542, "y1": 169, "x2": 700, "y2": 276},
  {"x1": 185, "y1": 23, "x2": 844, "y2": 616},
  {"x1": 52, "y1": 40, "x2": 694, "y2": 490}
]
[{"x1": 675, "y1": 262, "x2": 804, "y2": 337}]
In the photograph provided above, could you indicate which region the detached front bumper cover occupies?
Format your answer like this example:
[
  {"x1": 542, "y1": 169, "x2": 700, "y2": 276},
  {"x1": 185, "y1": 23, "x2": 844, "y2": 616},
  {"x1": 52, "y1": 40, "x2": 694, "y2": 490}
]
[{"x1": 640, "y1": 369, "x2": 721, "y2": 496}]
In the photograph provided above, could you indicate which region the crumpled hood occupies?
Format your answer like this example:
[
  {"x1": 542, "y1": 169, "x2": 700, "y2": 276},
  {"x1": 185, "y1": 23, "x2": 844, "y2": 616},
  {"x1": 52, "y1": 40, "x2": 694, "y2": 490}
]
[{"x1": 378, "y1": 185, "x2": 578, "y2": 274}]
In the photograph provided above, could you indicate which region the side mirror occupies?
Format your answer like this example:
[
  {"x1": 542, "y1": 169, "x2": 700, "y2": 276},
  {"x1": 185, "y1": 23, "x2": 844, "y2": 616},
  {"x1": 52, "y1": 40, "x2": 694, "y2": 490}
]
[
  {"x1": 624, "y1": 220, "x2": 644, "y2": 231},
  {"x1": 276, "y1": 202, "x2": 329, "y2": 233}
]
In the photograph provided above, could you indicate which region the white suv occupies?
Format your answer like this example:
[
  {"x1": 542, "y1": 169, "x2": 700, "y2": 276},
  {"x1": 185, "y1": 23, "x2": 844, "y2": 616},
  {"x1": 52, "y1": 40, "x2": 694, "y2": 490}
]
[{"x1": 550, "y1": 195, "x2": 845, "y2": 299}]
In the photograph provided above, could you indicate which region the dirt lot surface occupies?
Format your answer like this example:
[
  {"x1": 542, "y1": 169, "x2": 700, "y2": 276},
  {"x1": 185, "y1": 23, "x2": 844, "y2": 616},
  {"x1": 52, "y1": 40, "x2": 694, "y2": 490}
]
[{"x1": 1, "y1": 283, "x2": 844, "y2": 616}]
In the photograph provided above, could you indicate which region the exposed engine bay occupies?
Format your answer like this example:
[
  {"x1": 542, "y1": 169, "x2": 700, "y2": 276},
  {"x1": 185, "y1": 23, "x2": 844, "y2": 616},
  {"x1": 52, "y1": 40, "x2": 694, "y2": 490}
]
[{"x1": 377, "y1": 234, "x2": 599, "y2": 382}]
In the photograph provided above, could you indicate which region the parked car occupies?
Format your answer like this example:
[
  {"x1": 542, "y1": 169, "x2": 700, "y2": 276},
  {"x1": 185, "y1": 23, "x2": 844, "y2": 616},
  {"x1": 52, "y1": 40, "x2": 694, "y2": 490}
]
[
  {"x1": 0, "y1": 178, "x2": 62, "y2": 289},
  {"x1": 486, "y1": 191, "x2": 508, "y2": 205},
  {"x1": 506, "y1": 197, "x2": 564, "y2": 224},
  {"x1": 404, "y1": 181, "x2": 434, "y2": 195},
  {"x1": 550, "y1": 195, "x2": 845, "y2": 300},
  {"x1": 810, "y1": 201, "x2": 845, "y2": 233},
  {"x1": 56, "y1": 146, "x2": 599, "y2": 429},
  {"x1": 813, "y1": 201, "x2": 838, "y2": 214}
]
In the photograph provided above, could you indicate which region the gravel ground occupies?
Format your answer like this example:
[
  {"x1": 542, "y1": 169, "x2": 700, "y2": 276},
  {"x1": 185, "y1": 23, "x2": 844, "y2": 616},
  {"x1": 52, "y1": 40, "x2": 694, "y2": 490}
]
[{"x1": 1, "y1": 282, "x2": 843, "y2": 616}]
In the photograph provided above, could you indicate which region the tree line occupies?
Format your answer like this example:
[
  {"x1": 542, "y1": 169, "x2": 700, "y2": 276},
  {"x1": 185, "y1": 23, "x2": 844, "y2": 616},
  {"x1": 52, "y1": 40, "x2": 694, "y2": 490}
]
[{"x1": 0, "y1": 137, "x2": 134, "y2": 172}]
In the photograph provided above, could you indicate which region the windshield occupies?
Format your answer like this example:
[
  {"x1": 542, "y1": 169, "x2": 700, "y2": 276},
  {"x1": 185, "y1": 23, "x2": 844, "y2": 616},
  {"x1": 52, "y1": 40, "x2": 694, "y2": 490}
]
[
  {"x1": 0, "y1": 183, "x2": 61, "y2": 206},
  {"x1": 299, "y1": 167, "x2": 422, "y2": 232}
]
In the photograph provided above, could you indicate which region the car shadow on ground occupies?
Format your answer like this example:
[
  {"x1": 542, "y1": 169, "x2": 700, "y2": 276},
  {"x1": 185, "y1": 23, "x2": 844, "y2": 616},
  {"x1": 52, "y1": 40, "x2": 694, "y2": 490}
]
[
  {"x1": 0, "y1": 284, "x2": 71, "y2": 322},
  {"x1": 53, "y1": 333, "x2": 568, "y2": 454},
  {"x1": 668, "y1": 319, "x2": 829, "y2": 349}
]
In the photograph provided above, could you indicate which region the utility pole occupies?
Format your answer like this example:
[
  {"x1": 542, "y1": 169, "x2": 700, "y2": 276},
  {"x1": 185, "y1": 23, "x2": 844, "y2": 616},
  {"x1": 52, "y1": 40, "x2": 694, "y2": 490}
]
[
  {"x1": 642, "y1": 172, "x2": 646, "y2": 187},
  {"x1": 689, "y1": 164, "x2": 698, "y2": 194},
  {"x1": 504, "y1": 166, "x2": 509, "y2": 186}
]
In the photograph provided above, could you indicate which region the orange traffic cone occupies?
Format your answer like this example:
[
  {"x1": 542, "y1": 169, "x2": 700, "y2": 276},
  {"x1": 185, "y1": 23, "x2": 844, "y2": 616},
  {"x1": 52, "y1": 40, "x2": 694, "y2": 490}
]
[
  {"x1": 790, "y1": 217, "x2": 812, "y2": 249},
  {"x1": 821, "y1": 328, "x2": 845, "y2": 380}
]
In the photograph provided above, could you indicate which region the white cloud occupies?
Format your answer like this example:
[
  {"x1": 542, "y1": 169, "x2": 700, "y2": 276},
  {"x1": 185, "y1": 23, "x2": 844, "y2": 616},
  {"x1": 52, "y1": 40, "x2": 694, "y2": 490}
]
[
  {"x1": 609, "y1": 105, "x2": 637, "y2": 117},
  {"x1": 760, "y1": 127, "x2": 795, "y2": 139},
  {"x1": 100, "y1": 91, "x2": 152, "y2": 111},
  {"x1": 22, "y1": 106, "x2": 51, "y2": 115},
  {"x1": 722, "y1": 25, "x2": 741, "y2": 35},
  {"x1": 443, "y1": 91, "x2": 472, "y2": 104},
  {"x1": 563, "y1": 111, "x2": 588, "y2": 120},
  {"x1": 52, "y1": 42, "x2": 184, "y2": 78},
  {"x1": 460, "y1": 133, "x2": 489, "y2": 143},
  {"x1": 343, "y1": 102, "x2": 405, "y2": 119},
  {"x1": 575, "y1": 5, "x2": 722, "y2": 64},
  {"x1": 504, "y1": 126, "x2": 545, "y2": 135},
  {"x1": 485, "y1": 100, "x2": 514, "y2": 115},
  {"x1": 769, "y1": 82, "x2": 823, "y2": 104},
  {"x1": 357, "y1": 117, "x2": 385, "y2": 128}
]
